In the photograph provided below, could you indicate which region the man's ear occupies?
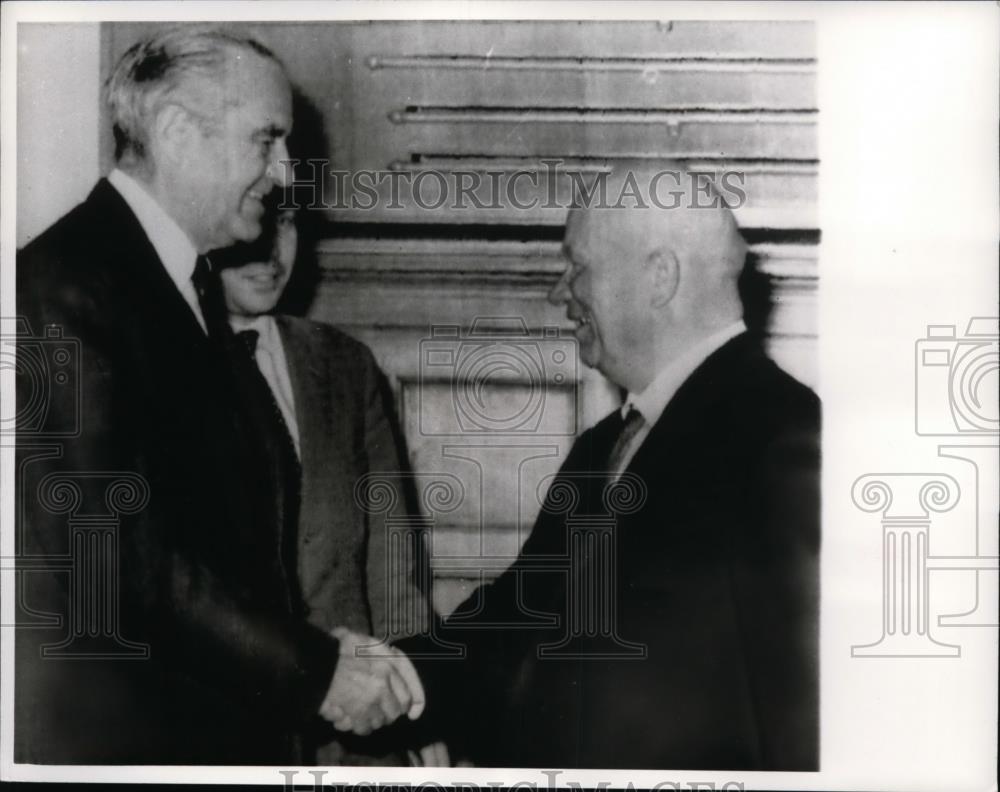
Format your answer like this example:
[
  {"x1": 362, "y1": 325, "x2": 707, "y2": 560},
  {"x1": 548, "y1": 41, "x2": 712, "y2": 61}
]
[
  {"x1": 647, "y1": 248, "x2": 680, "y2": 307},
  {"x1": 151, "y1": 103, "x2": 196, "y2": 167}
]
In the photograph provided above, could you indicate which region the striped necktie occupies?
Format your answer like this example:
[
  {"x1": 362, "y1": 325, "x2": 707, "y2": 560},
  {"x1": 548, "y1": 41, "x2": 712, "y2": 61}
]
[{"x1": 606, "y1": 405, "x2": 646, "y2": 475}]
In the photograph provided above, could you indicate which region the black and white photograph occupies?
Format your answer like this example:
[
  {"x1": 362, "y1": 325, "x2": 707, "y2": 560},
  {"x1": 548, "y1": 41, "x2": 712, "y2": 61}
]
[{"x1": 0, "y1": 3, "x2": 995, "y2": 790}]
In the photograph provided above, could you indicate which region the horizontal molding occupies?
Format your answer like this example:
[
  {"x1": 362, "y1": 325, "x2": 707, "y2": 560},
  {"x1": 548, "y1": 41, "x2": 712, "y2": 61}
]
[
  {"x1": 390, "y1": 108, "x2": 817, "y2": 125},
  {"x1": 317, "y1": 238, "x2": 563, "y2": 288},
  {"x1": 737, "y1": 207, "x2": 817, "y2": 230},
  {"x1": 315, "y1": 237, "x2": 817, "y2": 285},
  {"x1": 318, "y1": 222, "x2": 819, "y2": 243},
  {"x1": 341, "y1": 20, "x2": 815, "y2": 59},
  {"x1": 321, "y1": 210, "x2": 817, "y2": 233},
  {"x1": 384, "y1": 114, "x2": 817, "y2": 160},
  {"x1": 752, "y1": 243, "x2": 818, "y2": 281},
  {"x1": 315, "y1": 283, "x2": 818, "y2": 364},
  {"x1": 364, "y1": 65, "x2": 814, "y2": 114},
  {"x1": 194, "y1": 20, "x2": 816, "y2": 63},
  {"x1": 368, "y1": 54, "x2": 815, "y2": 75},
  {"x1": 399, "y1": 156, "x2": 818, "y2": 175},
  {"x1": 309, "y1": 237, "x2": 817, "y2": 369}
]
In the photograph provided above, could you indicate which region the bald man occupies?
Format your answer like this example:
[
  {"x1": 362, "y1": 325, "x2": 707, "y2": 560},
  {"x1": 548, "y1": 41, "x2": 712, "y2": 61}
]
[{"x1": 395, "y1": 163, "x2": 819, "y2": 770}]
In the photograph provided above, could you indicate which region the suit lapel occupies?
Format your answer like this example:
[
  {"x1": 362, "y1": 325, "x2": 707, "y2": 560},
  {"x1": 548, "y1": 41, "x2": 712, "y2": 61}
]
[
  {"x1": 622, "y1": 333, "x2": 756, "y2": 480},
  {"x1": 88, "y1": 179, "x2": 210, "y2": 352},
  {"x1": 277, "y1": 315, "x2": 326, "y2": 480},
  {"x1": 83, "y1": 181, "x2": 302, "y2": 613},
  {"x1": 276, "y1": 317, "x2": 346, "y2": 549}
]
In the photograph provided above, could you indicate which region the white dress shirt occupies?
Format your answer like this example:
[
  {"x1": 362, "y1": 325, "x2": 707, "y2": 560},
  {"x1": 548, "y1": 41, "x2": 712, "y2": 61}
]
[
  {"x1": 611, "y1": 320, "x2": 747, "y2": 477},
  {"x1": 107, "y1": 168, "x2": 207, "y2": 332},
  {"x1": 229, "y1": 314, "x2": 300, "y2": 458}
]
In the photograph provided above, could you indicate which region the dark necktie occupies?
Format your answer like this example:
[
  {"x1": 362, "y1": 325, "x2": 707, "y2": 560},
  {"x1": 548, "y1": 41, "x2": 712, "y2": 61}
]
[
  {"x1": 606, "y1": 405, "x2": 646, "y2": 474},
  {"x1": 237, "y1": 328, "x2": 260, "y2": 356},
  {"x1": 191, "y1": 255, "x2": 229, "y2": 341},
  {"x1": 235, "y1": 328, "x2": 299, "y2": 464},
  {"x1": 234, "y1": 326, "x2": 303, "y2": 612},
  {"x1": 192, "y1": 260, "x2": 302, "y2": 609}
]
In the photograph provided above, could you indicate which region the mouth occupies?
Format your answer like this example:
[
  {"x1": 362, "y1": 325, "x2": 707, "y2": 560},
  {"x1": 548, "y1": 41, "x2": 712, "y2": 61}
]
[
  {"x1": 239, "y1": 264, "x2": 283, "y2": 288},
  {"x1": 244, "y1": 189, "x2": 267, "y2": 213},
  {"x1": 568, "y1": 312, "x2": 592, "y2": 333}
]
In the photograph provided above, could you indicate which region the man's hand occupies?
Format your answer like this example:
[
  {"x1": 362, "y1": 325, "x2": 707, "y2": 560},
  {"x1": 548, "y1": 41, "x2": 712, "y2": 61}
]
[{"x1": 318, "y1": 628, "x2": 425, "y2": 735}]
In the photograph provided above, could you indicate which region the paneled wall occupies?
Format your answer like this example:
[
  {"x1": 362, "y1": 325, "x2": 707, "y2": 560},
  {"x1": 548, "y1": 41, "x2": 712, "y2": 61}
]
[{"x1": 103, "y1": 21, "x2": 818, "y2": 614}]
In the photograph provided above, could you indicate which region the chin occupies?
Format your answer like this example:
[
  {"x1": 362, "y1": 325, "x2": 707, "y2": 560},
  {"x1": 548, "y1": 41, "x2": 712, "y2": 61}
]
[
  {"x1": 237, "y1": 299, "x2": 275, "y2": 316},
  {"x1": 579, "y1": 345, "x2": 600, "y2": 371},
  {"x1": 255, "y1": 296, "x2": 282, "y2": 314},
  {"x1": 229, "y1": 218, "x2": 264, "y2": 244}
]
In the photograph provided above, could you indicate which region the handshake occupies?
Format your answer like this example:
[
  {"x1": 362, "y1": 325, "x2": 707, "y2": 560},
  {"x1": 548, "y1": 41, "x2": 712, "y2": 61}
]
[{"x1": 318, "y1": 627, "x2": 424, "y2": 736}]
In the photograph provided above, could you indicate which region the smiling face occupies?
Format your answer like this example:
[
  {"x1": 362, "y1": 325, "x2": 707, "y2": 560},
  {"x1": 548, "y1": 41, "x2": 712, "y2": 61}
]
[
  {"x1": 220, "y1": 210, "x2": 298, "y2": 317},
  {"x1": 549, "y1": 210, "x2": 653, "y2": 389},
  {"x1": 179, "y1": 52, "x2": 292, "y2": 251}
]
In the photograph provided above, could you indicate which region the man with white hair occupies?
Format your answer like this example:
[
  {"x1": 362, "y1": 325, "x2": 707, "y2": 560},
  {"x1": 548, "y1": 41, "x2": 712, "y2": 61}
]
[
  {"x1": 397, "y1": 163, "x2": 820, "y2": 770},
  {"x1": 16, "y1": 26, "x2": 412, "y2": 764}
]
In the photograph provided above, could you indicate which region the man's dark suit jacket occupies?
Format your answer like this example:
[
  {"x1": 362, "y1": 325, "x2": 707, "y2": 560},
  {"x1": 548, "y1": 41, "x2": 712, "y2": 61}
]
[
  {"x1": 403, "y1": 333, "x2": 820, "y2": 770},
  {"x1": 15, "y1": 180, "x2": 340, "y2": 764},
  {"x1": 275, "y1": 316, "x2": 431, "y2": 764}
]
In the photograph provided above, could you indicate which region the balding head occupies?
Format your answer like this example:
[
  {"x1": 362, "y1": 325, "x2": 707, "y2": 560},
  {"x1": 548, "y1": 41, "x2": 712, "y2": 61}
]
[
  {"x1": 105, "y1": 26, "x2": 294, "y2": 252},
  {"x1": 550, "y1": 161, "x2": 747, "y2": 392},
  {"x1": 106, "y1": 26, "x2": 284, "y2": 166}
]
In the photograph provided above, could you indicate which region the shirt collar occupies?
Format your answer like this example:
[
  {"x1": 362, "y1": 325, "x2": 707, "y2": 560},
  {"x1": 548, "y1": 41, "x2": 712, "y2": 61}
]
[
  {"x1": 108, "y1": 168, "x2": 199, "y2": 290},
  {"x1": 229, "y1": 313, "x2": 279, "y2": 353},
  {"x1": 624, "y1": 320, "x2": 747, "y2": 424}
]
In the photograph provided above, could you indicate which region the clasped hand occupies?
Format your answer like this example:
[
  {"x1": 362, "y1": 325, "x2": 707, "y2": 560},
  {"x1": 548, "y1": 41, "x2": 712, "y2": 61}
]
[{"x1": 318, "y1": 627, "x2": 424, "y2": 735}]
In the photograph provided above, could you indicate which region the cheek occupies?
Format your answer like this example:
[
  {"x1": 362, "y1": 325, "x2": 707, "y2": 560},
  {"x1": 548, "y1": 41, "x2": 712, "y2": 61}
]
[
  {"x1": 570, "y1": 276, "x2": 592, "y2": 308},
  {"x1": 213, "y1": 154, "x2": 245, "y2": 202},
  {"x1": 273, "y1": 270, "x2": 293, "y2": 298},
  {"x1": 239, "y1": 149, "x2": 268, "y2": 185},
  {"x1": 276, "y1": 231, "x2": 297, "y2": 265},
  {"x1": 196, "y1": 143, "x2": 230, "y2": 190},
  {"x1": 221, "y1": 279, "x2": 240, "y2": 313},
  {"x1": 221, "y1": 277, "x2": 256, "y2": 313},
  {"x1": 592, "y1": 294, "x2": 634, "y2": 347}
]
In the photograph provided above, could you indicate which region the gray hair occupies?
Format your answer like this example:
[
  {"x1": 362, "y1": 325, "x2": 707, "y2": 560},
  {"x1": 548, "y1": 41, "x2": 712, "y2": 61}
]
[{"x1": 105, "y1": 25, "x2": 280, "y2": 161}]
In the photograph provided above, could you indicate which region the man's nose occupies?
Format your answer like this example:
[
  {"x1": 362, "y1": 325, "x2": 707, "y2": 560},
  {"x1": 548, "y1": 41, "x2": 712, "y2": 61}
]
[
  {"x1": 266, "y1": 138, "x2": 292, "y2": 189},
  {"x1": 547, "y1": 266, "x2": 572, "y2": 305}
]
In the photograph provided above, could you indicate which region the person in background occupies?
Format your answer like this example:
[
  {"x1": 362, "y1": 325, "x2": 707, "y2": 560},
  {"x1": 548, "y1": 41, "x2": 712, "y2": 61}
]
[{"x1": 217, "y1": 204, "x2": 439, "y2": 765}]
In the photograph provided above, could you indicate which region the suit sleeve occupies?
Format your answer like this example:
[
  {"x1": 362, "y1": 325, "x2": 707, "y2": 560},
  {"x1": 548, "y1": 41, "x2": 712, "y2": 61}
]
[
  {"x1": 16, "y1": 255, "x2": 340, "y2": 725},
  {"x1": 395, "y1": 431, "x2": 596, "y2": 755}
]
